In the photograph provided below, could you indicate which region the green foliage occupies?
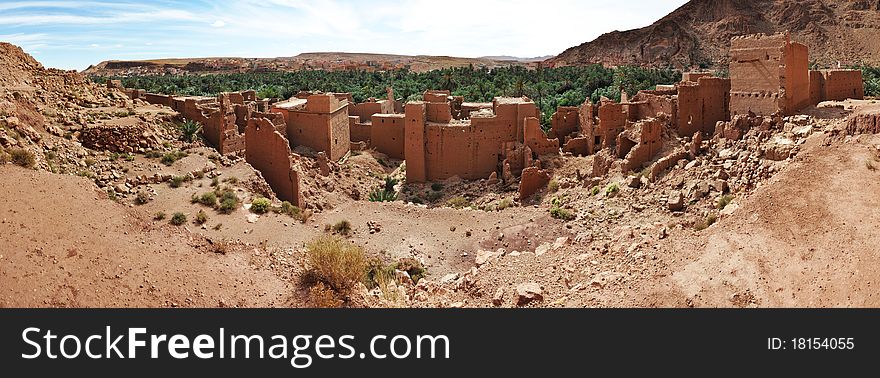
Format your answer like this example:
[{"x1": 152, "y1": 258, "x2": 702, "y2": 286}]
[
  {"x1": 170, "y1": 212, "x2": 187, "y2": 226},
  {"x1": 858, "y1": 65, "x2": 880, "y2": 97},
  {"x1": 547, "y1": 179, "x2": 559, "y2": 193},
  {"x1": 250, "y1": 197, "x2": 271, "y2": 213},
  {"x1": 717, "y1": 194, "x2": 734, "y2": 210},
  {"x1": 446, "y1": 196, "x2": 470, "y2": 209},
  {"x1": 195, "y1": 209, "x2": 208, "y2": 225},
  {"x1": 605, "y1": 183, "x2": 620, "y2": 196},
  {"x1": 153, "y1": 211, "x2": 166, "y2": 221},
  {"x1": 196, "y1": 192, "x2": 217, "y2": 207},
  {"x1": 550, "y1": 206, "x2": 574, "y2": 221},
  {"x1": 368, "y1": 176, "x2": 398, "y2": 202},
  {"x1": 395, "y1": 257, "x2": 426, "y2": 284},
  {"x1": 179, "y1": 119, "x2": 201, "y2": 143},
  {"x1": 169, "y1": 175, "x2": 188, "y2": 188},
  {"x1": 161, "y1": 150, "x2": 188, "y2": 166},
  {"x1": 590, "y1": 185, "x2": 601, "y2": 196},
  {"x1": 217, "y1": 190, "x2": 240, "y2": 213},
  {"x1": 93, "y1": 64, "x2": 680, "y2": 129}
]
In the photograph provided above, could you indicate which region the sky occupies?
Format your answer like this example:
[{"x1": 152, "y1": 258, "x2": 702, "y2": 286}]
[{"x1": 0, "y1": 0, "x2": 689, "y2": 71}]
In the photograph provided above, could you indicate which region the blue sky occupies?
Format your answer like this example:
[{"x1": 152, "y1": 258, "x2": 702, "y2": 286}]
[{"x1": 0, "y1": 0, "x2": 689, "y2": 71}]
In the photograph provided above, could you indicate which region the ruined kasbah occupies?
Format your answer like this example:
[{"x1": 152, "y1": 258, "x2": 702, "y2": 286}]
[{"x1": 1, "y1": 29, "x2": 879, "y2": 309}]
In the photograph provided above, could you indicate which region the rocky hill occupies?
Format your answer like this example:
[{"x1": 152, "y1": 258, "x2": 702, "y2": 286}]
[{"x1": 549, "y1": 0, "x2": 880, "y2": 68}]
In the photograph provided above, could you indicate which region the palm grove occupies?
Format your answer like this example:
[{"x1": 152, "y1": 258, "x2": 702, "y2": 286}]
[{"x1": 95, "y1": 64, "x2": 880, "y2": 130}]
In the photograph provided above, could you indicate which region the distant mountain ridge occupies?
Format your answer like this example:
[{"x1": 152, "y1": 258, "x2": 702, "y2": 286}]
[{"x1": 549, "y1": 0, "x2": 880, "y2": 68}]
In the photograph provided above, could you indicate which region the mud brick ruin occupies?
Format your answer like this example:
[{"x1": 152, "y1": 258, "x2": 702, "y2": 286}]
[
  {"x1": 124, "y1": 31, "x2": 863, "y2": 209},
  {"x1": 730, "y1": 32, "x2": 863, "y2": 116}
]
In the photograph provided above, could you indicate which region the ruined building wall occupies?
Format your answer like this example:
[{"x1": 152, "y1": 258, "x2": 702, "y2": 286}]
[
  {"x1": 404, "y1": 102, "x2": 427, "y2": 183},
  {"x1": 677, "y1": 77, "x2": 730, "y2": 135},
  {"x1": 524, "y1": 117, "x2": 559, "y2": 155},
  {"x1": 349, "y1": 116, "x2": 370, "y2": 143},
  {"x1": 786, "y1": 42, "x2": 810, "y2": 112},
  {"x1": 280, "y1": 94, "x2": 351, "y2": 160},
  {"x1": 245, "y1": 117, "x2": 302, "y2": 206},
  {"x1": 596, "y1": 102, "x2": 627, "y2": 149},
  {"x1": 729, "y1": 33, "x2": 809, "y2": 116},
  {"x1": 617, "y1": 117, "x2": 663, "y2": 173},
  {"x1": 809, "y1": 70, "x2": 825, "y2": 105},
  {"x1": 370, "y1": 113, "x2": 405, "y2": 159},
  {"x1": 821, "y1": 70, "x2": 864, "y2": 101},
  {"x1": 548, "y1": 106, "x2": 579, "y2": 142}
]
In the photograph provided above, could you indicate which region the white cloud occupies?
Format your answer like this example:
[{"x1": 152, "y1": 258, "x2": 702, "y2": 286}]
[{"x1": 211, "y1": 20, "x2": 226, "y2": 28}]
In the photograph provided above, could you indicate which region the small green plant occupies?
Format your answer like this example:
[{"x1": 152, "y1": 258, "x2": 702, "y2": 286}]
[
  {"x1": 106, "y1": 190, "x2": 117, "y2": 201},
  {"x1": 590, "y1": 186, "x2": 601, "y2": 196},
  {"x1": 153, "y1": 211, "x2": 166, "y2": 221},
  {"x1": 446, "y1": 196, "x2": 470, "y2": 209},
  {"x1": 548, "y1": 179, "x2": 559, "y2": 193},
  {"x1": 331, "y1": 220, "x2": 352, "y2": 236},
  {"x1": 211, "y1": 176, "x2": 220, "y2": 187},
  {"x1": 250, "y1": 197, "x2": 271, "y2": 214},
  {"x1": 694, "y1": 214, "x2": 718, "y2": 231},
  {"x1": 223, "y1": 176, "x2": 239, "y2": 184},
  {"x1": 160, "y1": 151, "x2": 188, "y2": 166},
  {"x1": 145, "y1": 150, "x2": 162, "y2": 159},
  {"x1": 195, "y1": 210, "x2": 208, "y2": 225},
  {"x1": 9, "y1": 148, "x2": 35, "y2": 168},
  {"x1": 197, "y1": 192, "x2": 217, "y2": 207},
  {"x1": 179, "y1": 119, "x2": 202, "y2": 143},
  {"x1": 368, "y1": 176, "x2": 399, "y2": 202},
  {"x1": 605, "y1": 183, "x2": 619, "y2": 196},
  {"x1": 169, "y1": 175, "x2": 187, "y2": 188},
  {"x1": 550, "y1": 206, "x2": 575, "y2": 221},
  {"x1": 717, "y1": 194, "x2": 734, "y2": 210},
  {"x1": 124, "y1": 153, "x2": 135, "y2": 162},
  {"x1": 276, "y1": 200, "x2": 310, "y2": 222},
  {"x1": 217, "y1": 190, "x2": 240, "y2": 214},
  {"x1": 394, "y1": 257, "x2": 426, "y2": 284},
  {"x1": 170, "y1": 212, "x2": 187, "y2": 226},
  {"x1": 494, "y1": 198, "x2": 514, "y2": 211}
]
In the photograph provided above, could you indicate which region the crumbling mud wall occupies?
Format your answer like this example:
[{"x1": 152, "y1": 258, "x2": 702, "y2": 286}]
[
  {"x1": 404, "y1": 96, "x2": 538, "y2": 182},
  {"x1": 524, "y1": 117, "x2": 559, "y2": 155},
  {"x1": 245, "y1": 117, "x2": 302, "y2": 206},
  {"x1": 548, "y1": 106, "x2": 579, "y2": 142},
  {"x1": 596, "y1": 102, "x2": 627, "y2": 149},
  {"x1": 519, "y1": 166, "x2": 550, "y2": 200},
  {"x1": 617, "y1": 117, "x2": 664, "y2": 173},
  {"x1": 677, "y1": 76, "x2": 730, "y2": 135},
  {"x1": 729, "y1": 33, "x2": 809, "y2": 116}
]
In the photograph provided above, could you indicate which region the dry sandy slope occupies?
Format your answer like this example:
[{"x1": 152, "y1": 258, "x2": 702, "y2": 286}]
[
  {"x1": 656, "y1": 134, "x2": 880, "y2": 307},
  {"x1": 0, "y1": 166, "x2": 294, "y2": 308}
]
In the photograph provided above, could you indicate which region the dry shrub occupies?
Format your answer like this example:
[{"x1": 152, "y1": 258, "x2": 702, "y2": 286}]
[
  {"x1": 304, "y1": 235, "x2": 366, "y2": 293},
  {"x1": 308, "y1": 282, "x2": 344, "y2": 308}
]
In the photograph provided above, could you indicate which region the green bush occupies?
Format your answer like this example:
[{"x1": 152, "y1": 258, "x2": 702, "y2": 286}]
[
  {"x1": 550, "y1": 206, "x2": 574, "y2": 221},
  {"x1": 195, "y1": 210, "x2": 208, "y2": 225},
  {"x1": 250, "y1": 197, "x2": 271, "y2": 214},
  {"x1": 217, "y1": 190, "x2": 240, "y2": 213},
  {"x1": 605, "y1": 183, "x2": 619, "y2": 196},
  {"x1": 160, "y1": 151, "x2": 188, "y2": 166},
  {"x1": 590, "y1": 185, "x2": 601, "y2": 196},
  {"x1": 153, "y1": 211, "x2": 166, "y2": 221},
  {"x1": 197, "y1": 192, "x2": 217, "y2": 207},
  {"x1": 446, "y1": 196, "x2": 470, "y2": 209},
  {"x1": 179, "y1": 119, "x2": 201, "y2": 143},
  {"x1": 169, "y1": 175, "x2": 187, "y2": 188},
  {"x1": 548, "y1": 179, "x2": 559, "y2": 193},
  {"x1": 170, "y1": 212, "x2": 187, "y2": 226}
]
